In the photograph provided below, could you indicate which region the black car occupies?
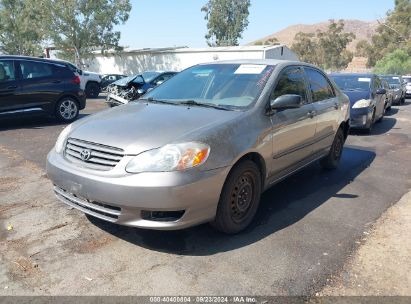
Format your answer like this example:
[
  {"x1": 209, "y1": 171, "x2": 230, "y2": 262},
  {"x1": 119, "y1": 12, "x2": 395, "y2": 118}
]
[
  {"x1": 330, "y1": 73, "x2": 387, "y2": 132},
  {"x1": 0, "y1": 55, "x2": 86, "y2": 123},
  {"x1": 379, "y1": 75, "x2": 406, "y2": 105},
  {"x1": 100, "y1": 74, "x2": 127, "y2": 91}
]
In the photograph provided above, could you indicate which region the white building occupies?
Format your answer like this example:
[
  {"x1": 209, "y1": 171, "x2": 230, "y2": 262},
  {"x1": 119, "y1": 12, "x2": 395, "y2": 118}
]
[{"x1": 83, "y1": 45, "x2": 299, "y2": 75}]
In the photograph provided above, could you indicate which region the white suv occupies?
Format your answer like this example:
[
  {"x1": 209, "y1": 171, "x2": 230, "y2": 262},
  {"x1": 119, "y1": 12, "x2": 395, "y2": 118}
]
[
  {"x1": 57, "y1": 60, "x2": 102, "y2": 98},
  {"x1": 403, "y1": 76, "x2": 411, "y2": 99}
]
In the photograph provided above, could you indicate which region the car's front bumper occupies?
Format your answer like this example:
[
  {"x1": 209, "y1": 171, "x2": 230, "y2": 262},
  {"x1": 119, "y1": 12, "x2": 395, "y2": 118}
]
[
  {"x1": 349, "y1": 107, "x2": 374, "y2": 129},
  {"x1": 106, "y1": 93, "x2": 129, "y2": 105},
  {"x1": 46, "y1": 150, "x2": 230, "y2": 230}
]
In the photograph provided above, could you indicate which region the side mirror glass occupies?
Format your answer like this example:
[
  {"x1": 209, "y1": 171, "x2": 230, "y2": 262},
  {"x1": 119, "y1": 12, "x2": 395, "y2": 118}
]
[
  {"x1": 376, "y1": 88, "x2": 386, "y2": 95},
  {"x1": 270, "y1": 94, "x2": 302, "y2": 110}
]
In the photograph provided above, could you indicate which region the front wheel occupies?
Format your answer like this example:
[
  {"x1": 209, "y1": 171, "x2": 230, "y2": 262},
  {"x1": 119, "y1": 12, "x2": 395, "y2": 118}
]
[
  {"x1": 211, "y1": 160, "x2": 262, "y2": 234},
  {"x1": 85, "y1": 82, "x2": 100, "y2": 98},
  {"x1": 320, "y1": 128, "x2": 345, "y2": 170},
  {"x1": 55, "y1": 98, "x2": 79, "y2": 122}
]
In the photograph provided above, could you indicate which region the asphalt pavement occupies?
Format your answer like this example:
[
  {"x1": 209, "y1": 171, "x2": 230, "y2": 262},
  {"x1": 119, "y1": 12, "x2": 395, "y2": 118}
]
[{"x1": 0, "y1": 98, "x2": 410, "y2": 295}]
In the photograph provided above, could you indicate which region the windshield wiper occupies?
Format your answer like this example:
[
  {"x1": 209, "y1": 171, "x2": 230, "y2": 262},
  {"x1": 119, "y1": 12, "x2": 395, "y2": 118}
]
[
  {"x1": 176, "y1": 100, "x2": 231, "y2": 111},
  {"x1": 141, "y1": 97, "x2": 176, "y2": 105}
]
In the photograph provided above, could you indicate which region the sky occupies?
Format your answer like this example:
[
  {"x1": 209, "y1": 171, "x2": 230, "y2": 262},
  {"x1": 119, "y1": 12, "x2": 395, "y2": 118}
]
[{"x1": 117, "y1": 0, "x2": 395, "y2": 49}]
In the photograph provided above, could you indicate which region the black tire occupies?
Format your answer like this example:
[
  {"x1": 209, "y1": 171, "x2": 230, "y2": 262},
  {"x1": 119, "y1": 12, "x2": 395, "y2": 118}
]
[
  {"x1": 364, "y1": 109, "x2": 375, "y2": 134},
  {"x1": 85, "y1": 82, "x2": 100, "y2": 98},
  {"x1": 55, "y1": 97, "x2": 79, "y2": 122},
  {"x1": 320, "y1": 128, "x2": 345, "y2": 170},
  {"x1": 211, "y1": 160, "x2": 262, "y2": 234}
]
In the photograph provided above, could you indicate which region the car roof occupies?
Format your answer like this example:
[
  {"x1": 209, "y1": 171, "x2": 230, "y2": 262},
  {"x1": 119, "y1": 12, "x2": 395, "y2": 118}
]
[
  {"x1": 0, "y1": 55, "x2": 67, "y2": 64},
  {"x1": 329, "y1": 73, "x2": 376, "y2": 78}
]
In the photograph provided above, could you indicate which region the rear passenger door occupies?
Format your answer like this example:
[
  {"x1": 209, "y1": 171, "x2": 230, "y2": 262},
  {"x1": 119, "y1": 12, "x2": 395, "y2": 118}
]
[
  {"x1": 0, "y1": 59, "x2": 20, "y2": 113},
  {"x1": 304, "y1": 67, "x2": 339, "y2": 153},
  {"x1": 270, "y1": 66, "x2": 317, "y2": 176},
  {"x1": 17, "y1": 60, "x2": 59, "y2": 112}
]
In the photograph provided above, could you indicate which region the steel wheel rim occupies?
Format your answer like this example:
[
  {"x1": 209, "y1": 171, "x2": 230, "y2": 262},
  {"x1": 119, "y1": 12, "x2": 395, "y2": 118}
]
[
  {"x1": 59, "y1": 100, "x2": 77, "y2": 120},
  {"x1": 230, "y1": 171, "x2": 255, "y2": 224}
]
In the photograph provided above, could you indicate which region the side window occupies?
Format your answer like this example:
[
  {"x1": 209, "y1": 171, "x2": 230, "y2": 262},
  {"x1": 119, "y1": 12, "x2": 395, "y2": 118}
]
[
  {"x1": 152, "y1": 74, "x2": 173, "y2": 86},
  {"x1": 374, "y1": 77, "x2": 382, "y2": 90},
  {"x1": 271, "y1": 67, "x2": 307, "y2": 103},
  {"x1": 0, "y1": 60, "x2": 16, "y2": 82},
  {"x1": 305, "y1": 68, "x2": 335, "y2": 102},
  {"x1": 19, "y1": 61, "x2": 53, "y2": 80}
]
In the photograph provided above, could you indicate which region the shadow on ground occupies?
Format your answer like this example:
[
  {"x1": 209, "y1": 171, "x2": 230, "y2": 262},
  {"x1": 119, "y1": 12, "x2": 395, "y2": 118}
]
[
  {"x1": 0, "y1": 114, "x2": 90, "y2": 131},
  {"x1": 89, "y1": 145, "x2": 376, "y2": 256}
]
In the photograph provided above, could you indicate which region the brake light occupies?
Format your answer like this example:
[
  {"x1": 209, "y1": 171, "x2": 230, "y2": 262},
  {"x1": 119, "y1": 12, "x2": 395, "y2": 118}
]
[{"x1": 71, "y1": 75, "x2": 81, "y2": 85}]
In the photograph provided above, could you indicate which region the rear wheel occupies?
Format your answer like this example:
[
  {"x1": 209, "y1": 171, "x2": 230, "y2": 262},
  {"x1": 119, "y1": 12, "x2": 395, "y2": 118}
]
[
  {"x1": 211, "y1": 160, "x2": 262, "y2": 234},
  {"x1": 55, "y1": 97, "x2": 79, "y2": 122},
  {"x1": 85, "y1": 82, "x2": 100, "y2": 98},
  {"x1": 320, "y1": 128, "x2": 345, "y2": 170}
]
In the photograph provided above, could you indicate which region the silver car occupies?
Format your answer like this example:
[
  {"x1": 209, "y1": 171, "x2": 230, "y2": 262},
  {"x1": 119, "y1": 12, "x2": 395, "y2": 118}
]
[{"x1": 47, "y1": 60, "x2": 350, "y2": 234}]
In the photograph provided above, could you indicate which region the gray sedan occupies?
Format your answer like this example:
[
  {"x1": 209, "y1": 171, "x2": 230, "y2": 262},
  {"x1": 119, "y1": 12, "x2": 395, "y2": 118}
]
[{"x1": 47, "y1": 60, "x2": 350, "y2": 234}]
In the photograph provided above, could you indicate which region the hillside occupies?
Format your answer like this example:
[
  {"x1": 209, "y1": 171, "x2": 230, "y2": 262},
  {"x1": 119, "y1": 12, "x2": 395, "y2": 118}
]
[{"x1": 250, "y1": 19, "x2": 378, "y2": 52}]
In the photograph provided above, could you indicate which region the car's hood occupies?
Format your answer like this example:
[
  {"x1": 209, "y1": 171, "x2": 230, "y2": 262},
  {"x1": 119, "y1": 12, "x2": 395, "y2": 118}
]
[
  {"x1": 69, "y1": 102, "x2": 243, "y2": 155},
  {"x1": 342, "y1": 90, "x2": 370, "y2": 106},
  {"x1": 112, "y1": 75, "x2": 138, "y2": 87}
]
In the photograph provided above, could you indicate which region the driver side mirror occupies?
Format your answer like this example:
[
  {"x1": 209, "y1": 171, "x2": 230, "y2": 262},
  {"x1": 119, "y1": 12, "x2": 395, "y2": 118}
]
[
  {"x1": 270, "y1": 94, "x2": 302, "y2": 111},
  {"x1": 376, "y1": 88, "x2": 386, "y2": 95},
  {"x1": 78, "y1": 69, "x2": 83, "y2": 76}
]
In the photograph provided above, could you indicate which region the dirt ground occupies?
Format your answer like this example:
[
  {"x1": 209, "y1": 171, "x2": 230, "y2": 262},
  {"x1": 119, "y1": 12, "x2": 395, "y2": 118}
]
[{"x1": 321, "y1": 190, "x2": 411, "y2": 295}]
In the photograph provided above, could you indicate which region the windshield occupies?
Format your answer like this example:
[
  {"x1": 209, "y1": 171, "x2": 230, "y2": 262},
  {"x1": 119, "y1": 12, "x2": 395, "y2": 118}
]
[
  {"x1": 380, "y1": 76, "x2": 400, "y2": 86},
  {"x1": 143, "y1": 64, "x2": 275, "y2": 109},
  {"x1": 142, "y1": 71, "x2": 161, "y2": 83},
  {"x1": 331, "y1": 75, "x2": 371, "y2": 91}
]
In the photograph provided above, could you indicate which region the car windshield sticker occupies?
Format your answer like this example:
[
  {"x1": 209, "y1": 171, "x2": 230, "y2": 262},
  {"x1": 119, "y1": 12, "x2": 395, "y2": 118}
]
[
  {"x1": 234, "y1": 64, "x2": 267, "y2": 75},
  {"x1": 358, "y1": 77, "x2": 371, "y2": 82}
]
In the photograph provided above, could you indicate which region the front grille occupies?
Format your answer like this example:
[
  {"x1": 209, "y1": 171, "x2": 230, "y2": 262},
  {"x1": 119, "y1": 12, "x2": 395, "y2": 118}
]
[
  {"x1": 54, "y1": 186, "x2": 121, "y2": 222},
  {"x1": 64, "y1": 138, "x2": 124, "y2": 171}
]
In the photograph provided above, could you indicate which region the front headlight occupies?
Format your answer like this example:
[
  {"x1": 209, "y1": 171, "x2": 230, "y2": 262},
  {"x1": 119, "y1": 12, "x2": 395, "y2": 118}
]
[
  {"x1": 352, "y1": 99, "x2": 372, "y2": 108},
  {"x1": 126, "y1": 142, "x2": 210, "y2": 173},
  {"x1": 55, "y1": 124, "x2": 73, "y2": 153}
]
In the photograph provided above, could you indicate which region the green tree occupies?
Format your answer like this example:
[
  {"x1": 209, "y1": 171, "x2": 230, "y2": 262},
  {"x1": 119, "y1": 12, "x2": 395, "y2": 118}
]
[
  {"x1": 46, "y1": 0, "x2": 131, "y2": 66},
  {"x1": 201, "y1": 0, "x2": 251, "y2": 46},
  {"x1": 0, "y1": 0, "x2": 47, "y2": 56},
  {"x1": 317, "y1": 20, "x2": 355, "y2": 71},
  {"x1": 357, "y1": 0, "x2": 411, "y2": 67},
  {"x1": 374, "y1": 49, "x2": 411, "y2": 74},
  {"x1": 291, "y1": 32, "x2": 322, "y2": 66},
  {"x1": 291, "y1": 20, "x2": 355, "y2": 71}
]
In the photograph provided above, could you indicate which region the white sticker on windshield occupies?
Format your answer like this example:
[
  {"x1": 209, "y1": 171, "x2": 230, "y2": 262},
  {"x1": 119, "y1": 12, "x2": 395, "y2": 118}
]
[
  {"x1": 358, "y1": 77, "x2": 371, "y2": 82},
  {"x1": 234, "y1": 64, "x2": 267, "y2": 74}
]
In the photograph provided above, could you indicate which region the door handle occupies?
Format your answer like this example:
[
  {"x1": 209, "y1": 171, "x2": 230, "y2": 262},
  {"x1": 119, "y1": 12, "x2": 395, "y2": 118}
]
[
  {"x1": 307, "y1": 110, "x2": 316, "y2": 118},
  {"x1": 7, "y1": 85, "x2": 17, "y2": 90},
  {"x1": 52, "y1": 80, "x2": 62, "y2": 84}
]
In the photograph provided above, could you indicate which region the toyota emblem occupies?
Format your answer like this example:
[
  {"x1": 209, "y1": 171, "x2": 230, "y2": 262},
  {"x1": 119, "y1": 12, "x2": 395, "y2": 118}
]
[{"x1": 80, "y1": 149, "x2": 92, "y2": 161}]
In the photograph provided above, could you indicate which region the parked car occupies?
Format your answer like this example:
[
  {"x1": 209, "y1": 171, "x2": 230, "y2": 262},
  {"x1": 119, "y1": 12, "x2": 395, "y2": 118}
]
[
  {"x1": 381, "y1": 79, "x2": 393, "y2": 111},
  {"x1": 47, "y1": 60, "x2": 350, "y2": 234},
  {"x1": 55, "y1": 60, "x2": 102, "y2": 98},
  {"x1": 329, "y1": 73, "x2": 386, "y2": 132},
  {"x1": 404, "y1": 75, "x2": 411, "y2": 99},
  {"x1": 100, "y1": 74, "x2": 127, "y2": 92},
  {"x1": 106, "y1": 71, "x2": 177, "y2": 107},
  {"x1": 379, "y1": 75, "x2": 405, "y2": 105},
  {"x1": 0, "y1": 55, "x2": 86, "y2": 122}
]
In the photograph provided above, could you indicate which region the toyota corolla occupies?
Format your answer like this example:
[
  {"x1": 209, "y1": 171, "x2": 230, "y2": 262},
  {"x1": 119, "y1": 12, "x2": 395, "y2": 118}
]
[{"x1": 47, "y1": 60, "x2": 350, "y2": 234}]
